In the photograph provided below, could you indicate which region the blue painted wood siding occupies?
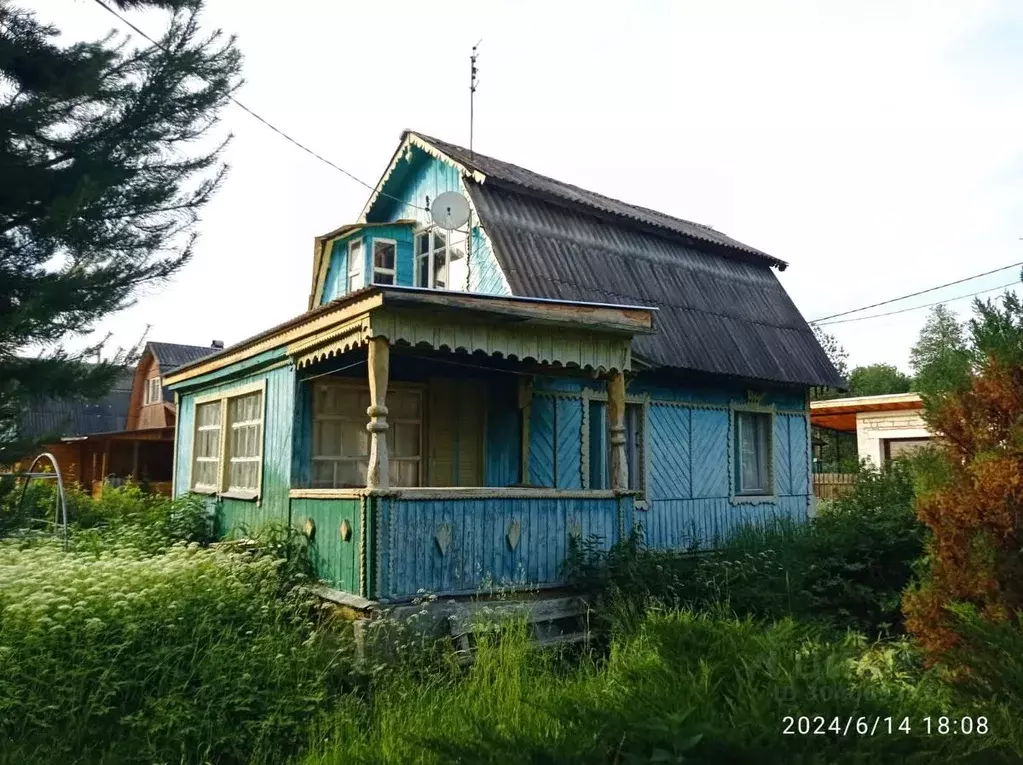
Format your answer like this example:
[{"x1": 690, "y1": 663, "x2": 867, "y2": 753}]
[
  {"x1": 318, "y1": 225, "x2": 416, "y2": 305},
  {"x1": 174, "y1": 362, "x2": 296, "y2": 530},
  {"x1": 372, "y1": 493, "x2": 630, "y2": 599},
  {"x1": 364, "y1": 146, "x2": 509, "y2": 295},
  {"x1": 524, "y1": 375, "x2": 813, "y2": 548}
]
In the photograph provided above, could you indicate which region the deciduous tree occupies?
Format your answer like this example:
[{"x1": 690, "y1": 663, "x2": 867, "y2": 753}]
[{"x1": 847, "y1": 363, "x2": 912, "y2": 397}]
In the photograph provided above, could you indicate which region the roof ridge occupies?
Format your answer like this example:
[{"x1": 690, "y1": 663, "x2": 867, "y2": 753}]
[
  {"x1": 415, "y1": 132, "x2": 716, "y2": 231},
  {"x1": 410, "y1": 131, "x2": 782, "y2": 268}
]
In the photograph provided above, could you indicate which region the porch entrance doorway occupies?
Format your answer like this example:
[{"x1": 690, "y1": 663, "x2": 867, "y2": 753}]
[{"x1": 427, "y1": 377, "x2": 486, "y2": 486}]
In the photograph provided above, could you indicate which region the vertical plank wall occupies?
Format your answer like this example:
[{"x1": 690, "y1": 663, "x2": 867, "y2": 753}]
[
  {"x1": 291, "y1": 497, "x2": 362, "y2": 593},
  {"x1": 318, "y1": 224, "x2": 417, "y2": 305},
  {"x1": 174, "y1": 360, "x2": 296, "y2": 536},
  {"x1": 374, "y1": 494, "x2": 628, "y2": 600}
]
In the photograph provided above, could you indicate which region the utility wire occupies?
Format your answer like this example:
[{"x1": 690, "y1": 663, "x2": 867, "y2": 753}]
[
  {"x1": 815, "y1": 279, "x2": 1021, "y2": 326},
  {"x1": 88, "y1": 0, "x2": 426, "y2": 212},
  {"x1": 809, "y1": 259, "x2": 1023, "y2": 323}
]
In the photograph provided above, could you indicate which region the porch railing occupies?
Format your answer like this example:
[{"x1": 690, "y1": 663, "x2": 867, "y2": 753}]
[{"x1": 371, "y1": 490, "x2": 632, "y2": 600}]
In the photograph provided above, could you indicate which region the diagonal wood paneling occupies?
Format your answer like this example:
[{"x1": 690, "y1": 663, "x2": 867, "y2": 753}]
[
  {"x1": 690, "y1": 409, "x2": 729, "y2": 498},
  {"x1": 788, "y1": 414, "x2": 810, "y2": 496},
  {"x1": 649, "y1": 404, "x2": 691, "y2": 500},
  {"x1": 556, "y1": 398, "x2": 583, "y2": 488},
  {"x1": 529, "y1": 396, "x2": 556, "y2": 487},
  {"x1": 773, "y1": 413, "x2": 793, "y2": 496}
]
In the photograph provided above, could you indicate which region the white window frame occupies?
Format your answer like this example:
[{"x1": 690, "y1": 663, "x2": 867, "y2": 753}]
[
  {"x1": 347, "y1": 239, "x2": 364, "y2": 292},
  {"x1": 191, "y1": 400, "x2": 222, "y2": 493},
  {"x1": 371, "y1": 238, "x2": 397, "y2": 285},
  {"x1": 144, "y1": 376, "x2": 162, "y2": 405},
  {"x1": 189, "y1": 380, "x2": 266, "y2": 500},
  {"x1": 415, "y1": 226, "x2": 468, "y2": 290},
  {"x1": 730, "y1": 404, "x2": 776, "y2": 502},
  {"x1": 310, "y1": 380, "x2": 423, "y2": 488}
]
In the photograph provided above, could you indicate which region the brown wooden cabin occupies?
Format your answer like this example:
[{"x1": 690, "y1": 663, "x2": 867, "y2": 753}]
[{"x1": 12, "y1": 341, "x2": 221, "y2": 497}]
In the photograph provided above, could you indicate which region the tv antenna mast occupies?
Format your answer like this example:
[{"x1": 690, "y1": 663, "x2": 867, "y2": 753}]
[{"x1": 470, "y1": 40, "x2": 481, "y2": 156}]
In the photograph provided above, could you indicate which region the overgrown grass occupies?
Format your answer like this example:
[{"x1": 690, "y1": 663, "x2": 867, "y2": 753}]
[
  {"x1": 1, "y1": 470, "x2": 1018, "y2": 763},
  {"x1": 0, "y1": 482, "x2": 355, "y2": 764},
  {"x1": 0, "y1": 535, "x2": 353, "y2": 764},
  {"x1": 300, "y1": 611, "x2": 1014, "y2": 764}
]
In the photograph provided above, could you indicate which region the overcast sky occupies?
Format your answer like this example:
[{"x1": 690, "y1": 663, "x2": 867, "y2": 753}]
[{"x1": 52, "y1": 0, "x2": 1023, "y2": 372}]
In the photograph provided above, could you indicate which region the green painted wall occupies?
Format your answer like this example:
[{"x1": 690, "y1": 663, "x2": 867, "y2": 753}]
[
  {"x1": 174, "y1": 362, "x2": 297, "y2": 534},
  {"x1": 291, "y1": 497, "x2": 362, "y2": 593}
]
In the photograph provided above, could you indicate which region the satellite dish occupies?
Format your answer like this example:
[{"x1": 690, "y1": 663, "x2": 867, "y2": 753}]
[{"x1": 430, "y1": 191, "x2": 470, "y2": 230}]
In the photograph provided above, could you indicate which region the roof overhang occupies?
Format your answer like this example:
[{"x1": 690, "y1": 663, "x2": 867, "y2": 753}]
[
  {"x1": 59, "y1": 427, "x2": 174, "y2": 442},
  {"x1": 166, "y1": 285, "x2": 657, "y2": 387},
  {"x1": 810, "y1": 392, "x2": 924, "y2": 432}
]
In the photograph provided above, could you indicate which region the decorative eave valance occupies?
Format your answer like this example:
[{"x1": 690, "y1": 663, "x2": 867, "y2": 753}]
[{"x1": 289, "y1": 307, "x2": 633, "y2": 373}]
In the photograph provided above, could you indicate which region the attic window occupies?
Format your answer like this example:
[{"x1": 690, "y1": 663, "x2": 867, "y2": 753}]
[
  {"x1": 144, "y1": 377, "x2": 161, "y2": 405},
  {"x1": 416, "y1": 227, "x2": 467, "y2": 291},
  {"x1": 372, "y1": 239, "x2": 396, "y2": 285}
]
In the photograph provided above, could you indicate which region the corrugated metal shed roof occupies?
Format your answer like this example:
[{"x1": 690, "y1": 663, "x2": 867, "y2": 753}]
[
  {"x1": 19, "y1": 368, "x2": 134, "y2": 439},
  {"x1": 413, "y1": 132, "x2": 785, "y2": 269},
  {"x1": 465, "y1": 180, "x2": 844, "y2": 388}
]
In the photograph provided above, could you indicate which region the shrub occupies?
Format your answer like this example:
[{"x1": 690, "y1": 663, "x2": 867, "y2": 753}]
[
  {"x1": 904, "y1": 359, "x2": 1023, "y2": 659},
  {"x1": 567, "y1": 461, "x2": 926, "y2": 637},
  {"x1": 0, "y1": 538, "x2": 350, "y2": 764}
]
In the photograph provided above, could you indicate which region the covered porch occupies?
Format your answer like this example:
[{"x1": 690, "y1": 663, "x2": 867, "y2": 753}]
[
  {"x1": 287, "y1": 288, "x2": 653, "y2": 600},
  {"x1": 174, "y1": 286, "x2": 657, "y2": 601}
]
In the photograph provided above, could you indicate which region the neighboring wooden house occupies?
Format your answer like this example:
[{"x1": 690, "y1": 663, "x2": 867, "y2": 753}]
[
  {"x1": 12, "y1": 341, "x2": 219, "y2": 496},
  {"x1": 165, "y1": 131, "x2": 842, "y2": 601},
  {"x1": 10, "y1": 367, "x2": 135, "y2": 488}
]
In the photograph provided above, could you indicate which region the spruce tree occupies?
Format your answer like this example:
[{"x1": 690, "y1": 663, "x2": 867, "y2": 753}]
[{"x1": 0, "y1": 1, "x2": 241, "y2": 457}]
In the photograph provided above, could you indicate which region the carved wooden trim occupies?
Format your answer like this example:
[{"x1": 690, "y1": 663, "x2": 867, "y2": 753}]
[
  {"x1": 366, "y1": 337, "x2": 390, "y2": 490},
  {"x1": 290, "y1": 316, "x2": 373, "y2": 368},
  {"x1": 359, "y1": 494, "x2": 368, "y2": 597},
  {"x1": 371, "y1": 487, "x2": 625, "y2": 500}
]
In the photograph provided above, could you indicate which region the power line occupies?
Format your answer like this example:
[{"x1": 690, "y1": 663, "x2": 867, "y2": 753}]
[
  {"x1": 88, "y1": 0, "x2": 426, "y2": 213},
  {"x1": 809, "y1": 259, "x2": 1023, "y2": 323},
  {"x1": 815, "y1": 278, "x2": 1020, "y2": 326}
]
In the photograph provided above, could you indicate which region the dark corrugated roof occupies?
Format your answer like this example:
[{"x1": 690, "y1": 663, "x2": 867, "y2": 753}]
[
  {"x1": 149, "y1": 342, "x2": 216, "y2": 371},
  {"x1": 413, "y1": 132, "x2": 785, "y2": 269},
  {"x1": 466, "y1": 181, "x2": 844, "y2": 388},
  {"x1": 19, "y1": 368, "x2": 134, "y2": 439}
]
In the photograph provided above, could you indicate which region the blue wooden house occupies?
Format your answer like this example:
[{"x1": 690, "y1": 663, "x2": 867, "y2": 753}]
[{"x1": 165, "y1": 131, "x2": 842, "y2": 602}]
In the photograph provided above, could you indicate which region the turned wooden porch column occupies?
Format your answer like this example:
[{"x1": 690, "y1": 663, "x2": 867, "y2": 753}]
[
  {"x1": 607, "y1": 369, "x2": 628, "y2": 490},
  {"x1": 366, "y1": 336, "x2": 390, "y2": 489}
]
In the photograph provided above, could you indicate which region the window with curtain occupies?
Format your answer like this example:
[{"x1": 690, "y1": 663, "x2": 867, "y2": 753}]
[
  {"x1": 735, "y1": 410, "x2": 772, "y2": 495},
  {"x1": 348, "y1": 239, "x2": 364, "y2": 291},
  {"x1": 372, "y1": 239, "x2": 396, "y2": 285},
  {"x1": 311, "y1": 382, "x2": 422, "y2": 488},
  {"x1": 192, "y1": 401, "x2": 222, "y2": 490},
  {"x1": 227, "y1": 392, "x2": 263, "y2": 492},
  {"x1": 587, "y1": 400, "x2": 645, "y2": 495}
]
